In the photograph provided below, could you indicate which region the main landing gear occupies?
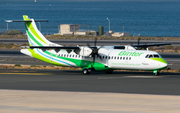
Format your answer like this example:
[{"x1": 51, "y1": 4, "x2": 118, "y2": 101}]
[
  {"x1": 82, "y1": 68, "x2": 114, "y2": 75},
  {"x1": 82, "y1": 68, "x2": 91, "y2": 75}
]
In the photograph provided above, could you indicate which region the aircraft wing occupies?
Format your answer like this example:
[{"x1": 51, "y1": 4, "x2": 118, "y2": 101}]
[{"x1": 132, "y1": 43, "x2": 171, "y2": 48}]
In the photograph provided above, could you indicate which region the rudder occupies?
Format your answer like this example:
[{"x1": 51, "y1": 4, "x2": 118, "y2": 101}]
[{"x1": 23, "y1": 15, "x2": 57, "y2": 46}]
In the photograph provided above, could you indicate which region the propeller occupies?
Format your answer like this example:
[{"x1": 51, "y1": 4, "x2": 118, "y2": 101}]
[
  {"x1": 137, "y1": 37, "x2": 140, "y2": 50},
  {"x1": 90, "y1": 38, "x2": 103, "y2": 64},
  {"x1": 138, "y1": 38, "x2": 140, "y2": 46}
]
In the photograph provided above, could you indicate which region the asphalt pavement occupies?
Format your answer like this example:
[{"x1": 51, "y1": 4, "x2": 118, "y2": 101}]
[{"x1": 0, "y1": 69, "x2": 180, "y2": 95}]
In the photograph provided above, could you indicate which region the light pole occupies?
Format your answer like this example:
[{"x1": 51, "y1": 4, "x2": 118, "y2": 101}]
[
  {"x1": 107, "y1": 18, "x2": 110, "y2": 32},
  {"x1": 5, "y1": 20, "x2": 12, "y2": 31}
]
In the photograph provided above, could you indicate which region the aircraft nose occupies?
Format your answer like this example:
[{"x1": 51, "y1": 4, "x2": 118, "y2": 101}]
[{"x1": 160, "y1": 62, "x2": 168, "y2": 69}]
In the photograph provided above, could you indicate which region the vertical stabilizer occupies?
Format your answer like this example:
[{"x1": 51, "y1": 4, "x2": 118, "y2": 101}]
[{"x1": 23, "y1": 15, "x2": 59, "y2": 46}]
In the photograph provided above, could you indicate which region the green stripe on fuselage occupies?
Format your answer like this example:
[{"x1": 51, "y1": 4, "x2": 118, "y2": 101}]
[
  {"x1": 150, "y1": 58, "x2": 167, "y2": 64},
  {"x1": 45, "y1": 51, "x2": 109, "y2": 71},
  {"x1": 28, "y1": 49, "x2": 67, "y2": 67}
]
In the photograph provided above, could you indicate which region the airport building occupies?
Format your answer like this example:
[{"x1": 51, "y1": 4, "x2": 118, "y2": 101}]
[{"x1": 57, "y1": 24, "x2": 130, "y2": 37}]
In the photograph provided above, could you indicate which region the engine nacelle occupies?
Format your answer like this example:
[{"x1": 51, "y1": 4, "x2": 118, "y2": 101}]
[
  {"x1": 125, "y1": 45, "x2": 136, "y2": 50},
  {"x1": 75, "y1": 47, "x2": 92, "y2": 57}
]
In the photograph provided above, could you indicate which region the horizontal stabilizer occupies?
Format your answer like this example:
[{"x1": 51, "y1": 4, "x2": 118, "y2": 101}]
[
  {"x1": 5, "y1": 20, "x2": 48, "y2": 22},
  {"x1": 29, "y1": 46, "x2": 80, "y2": 49}
]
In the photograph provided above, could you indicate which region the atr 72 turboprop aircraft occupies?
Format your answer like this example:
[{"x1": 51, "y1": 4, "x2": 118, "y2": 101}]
[{"x1": 11, "y1": 15, "x2": 171, "y2": 75}]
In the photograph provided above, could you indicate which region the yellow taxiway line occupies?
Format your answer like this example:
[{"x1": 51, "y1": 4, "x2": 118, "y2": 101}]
[{"x1": 0, "y1": 73, "x2": 50, "y2": 75}]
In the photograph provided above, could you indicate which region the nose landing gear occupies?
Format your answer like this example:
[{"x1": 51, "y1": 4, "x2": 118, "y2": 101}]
[{"x1": 153, "y1": 70, "x2": 160, "y2": 76}]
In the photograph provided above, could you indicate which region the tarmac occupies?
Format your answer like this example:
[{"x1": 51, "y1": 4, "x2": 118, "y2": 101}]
[
  {"x1": 1, "y1": 89, "x2": 180, "y2": 113},
  {"x1": 0, "y1": 69, "x2": 180, "y2": 113}
]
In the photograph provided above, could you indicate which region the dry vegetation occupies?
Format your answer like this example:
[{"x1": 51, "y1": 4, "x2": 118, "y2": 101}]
[{"x1": 0, "y1": 34, "x2": 180, "y2": 40}]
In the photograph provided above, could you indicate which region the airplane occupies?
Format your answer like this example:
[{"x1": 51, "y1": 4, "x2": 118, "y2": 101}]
[{"x1": 11, "y1": 15, "x2": 171, "y2": 75}]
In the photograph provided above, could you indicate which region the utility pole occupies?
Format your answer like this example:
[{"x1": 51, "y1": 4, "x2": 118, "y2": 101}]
[
  {"x1": 5, "y1": 20, "x2": 12, "y2": 31},
  {"x1": 107, "y1": 18, "x2": 110, "y2": 32}
]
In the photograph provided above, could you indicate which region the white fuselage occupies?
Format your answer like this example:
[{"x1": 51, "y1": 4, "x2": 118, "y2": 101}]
[{"x1": 21, "y1": 46, "x2": 167, "y2": 71}]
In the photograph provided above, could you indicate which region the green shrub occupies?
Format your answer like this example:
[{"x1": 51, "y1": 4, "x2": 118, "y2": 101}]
[
  {"x1": 0, "y1": 43, "x2": 5, "y2": 47},
  {"x1": 30, "y1": 65, "x2": 38, "y2": 67},
  {"x1": 6, "y1": 43, "x2": 15, "y2": 48},
  {"x1": 166, "y1": 45, "x2": 174, "y2": 49},
  {"x1": 14, "y1": 64, "x2": 21, "y2": 67}
]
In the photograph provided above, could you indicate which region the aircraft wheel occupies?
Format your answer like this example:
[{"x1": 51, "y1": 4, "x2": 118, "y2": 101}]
[
  {"x1": 155, "y1": 70, "x2": 160, "y2": 76},
  {"x1": 83, "y1": 69, "x2": 90, "y2": 75}
]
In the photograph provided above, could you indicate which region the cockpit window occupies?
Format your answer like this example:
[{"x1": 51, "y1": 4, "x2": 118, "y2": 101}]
[
  {"x1": 149, "y1": 55, "x2": 153, "y2": 58},
  {"x1": 145, "y1": 54, "x2": 160, "y2": 58},
  {"x1": 153, "y1": 54, "x2": 160, "y2": 58}
]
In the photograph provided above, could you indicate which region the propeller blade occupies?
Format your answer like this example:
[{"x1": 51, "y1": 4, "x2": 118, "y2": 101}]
[
  {"x1": 93, "y1": 54, "x2": 95, "y2": 64},
  {"x1": 97, "y1": 45, "x2": 104, "y2": 50},
  {"x1": 74, "y1": 49, "x2": 80, "y2": 54},
  {"x1": 87, "y1": 42, "x2": 90, "y2": 47},
  {"x1": 138, "y1": 38, "x2": 140, "y2": 46},
  {"x1": 96, "y1": 53, "x2": 102, "y2": 61},
  {"x1": 94, "y1": 37, "x2": 97, "y2": 47}
]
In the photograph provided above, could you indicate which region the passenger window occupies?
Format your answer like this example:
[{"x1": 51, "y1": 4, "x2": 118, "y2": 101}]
[
  {"x1": 108, "y1": 56, "x2": 110, "y2": 59},
  {"x1": 126, "y1": 57, "x2": 128, "y2": 60},
  {"x1": 114, "y1": 57, "x2": 116, "y2": 59},
  {"x1": 105, "y1": 56, "x2": 107, "y2": 59},
  {"x1": 123, "y1": 57, "x2": 125, "y2": 60},
  {"x1": 117, "y1": 57, "x2": 119, "y2": 59},
  {"x1": 64, "y1": 54, "x2": 66, "y2": 57},
  {"x1": 61, "y1": 54, "x2": 63, "y2": 57},
  {"x1": 120, "y1": 57, "x2": 122, "y2": 60},
  {"x1": 129, "y1": 57, "x2": 131, "y2": 60},
  {"x1": 103, "y1": 56, "x2": 104, "y2": 59}
]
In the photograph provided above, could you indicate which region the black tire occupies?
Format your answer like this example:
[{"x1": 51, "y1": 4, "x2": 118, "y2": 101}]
[
  {"x1": 155, "y1": 70, "x2": 160, "y2": 76},
  {"x1": 83, "y1": 69, "x2": 90, "y2": 75}
]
